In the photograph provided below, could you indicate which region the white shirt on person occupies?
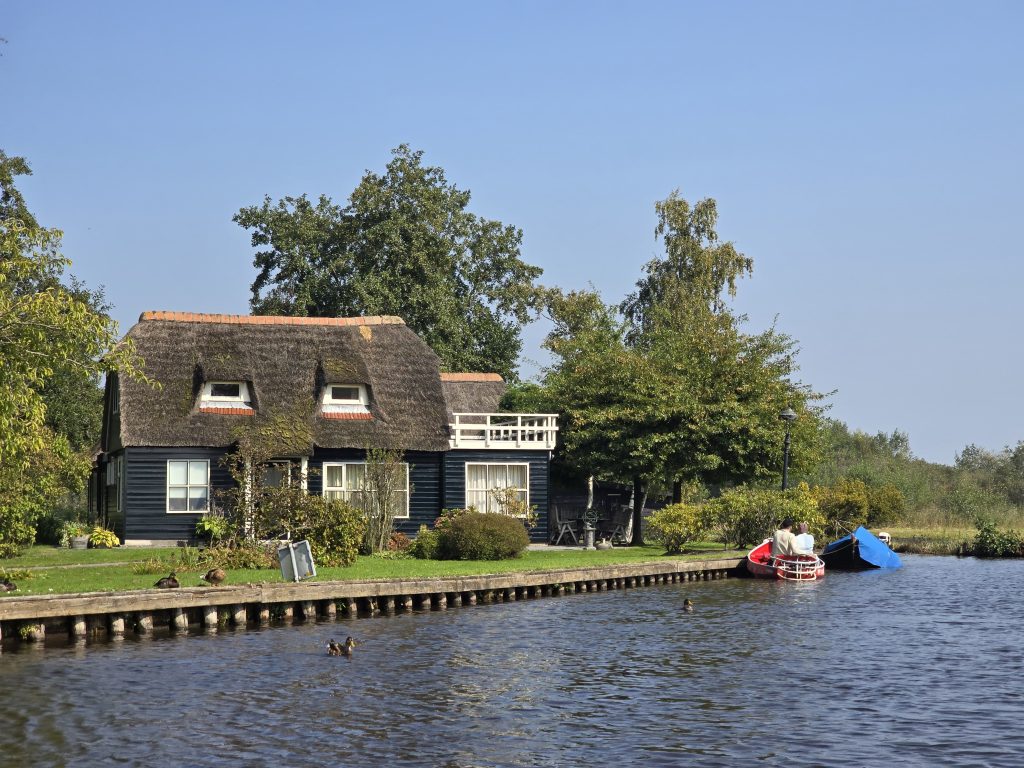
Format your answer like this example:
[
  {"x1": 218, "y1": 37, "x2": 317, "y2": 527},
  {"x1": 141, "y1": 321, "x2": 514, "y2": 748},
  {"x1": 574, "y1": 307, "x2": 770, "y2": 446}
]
[{"x1": 794, "y1": 532, "x2": 815, "y2": 553}]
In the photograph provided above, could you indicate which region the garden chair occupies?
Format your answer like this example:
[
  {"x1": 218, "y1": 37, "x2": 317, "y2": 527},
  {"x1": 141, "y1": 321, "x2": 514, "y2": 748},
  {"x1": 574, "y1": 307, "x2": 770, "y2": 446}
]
[{"x1": 552, "y1": 504, "x2": 580, "y2": 546}]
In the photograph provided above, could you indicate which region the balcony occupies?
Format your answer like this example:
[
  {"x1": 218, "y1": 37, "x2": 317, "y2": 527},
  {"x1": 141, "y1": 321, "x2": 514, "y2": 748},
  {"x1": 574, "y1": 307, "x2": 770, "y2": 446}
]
[{"x1": 449, "y1": 413, "x2": 559, "y2": 450}]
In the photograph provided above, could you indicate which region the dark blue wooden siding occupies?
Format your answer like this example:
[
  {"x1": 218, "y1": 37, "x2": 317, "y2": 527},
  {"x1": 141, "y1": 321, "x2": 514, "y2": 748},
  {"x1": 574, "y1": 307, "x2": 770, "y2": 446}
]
[
  {"x1": 123, "y1": 447, "x2": 233, "y2": 541},
  {"x1": 443, "y1": 450, "x2": 551, "y2": 542},
  {"x1": 309, "y1": 448, "x2": 443, "y2": 537}
]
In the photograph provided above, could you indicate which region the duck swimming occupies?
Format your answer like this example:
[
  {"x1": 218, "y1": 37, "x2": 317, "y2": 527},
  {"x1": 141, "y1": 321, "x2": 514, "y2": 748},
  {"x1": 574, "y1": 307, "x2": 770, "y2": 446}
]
[
  {"x1": 327, "y1": 639, "x2": 342, "y2": 656},
  {"x1": 339, "y1": 637, "x2": 356, "y2": 656},
  {"x1": 683, "y1": 599, "x2": 694, "y2": 613},
  {"x1": 155, "y1": 572, "x2": 179, "y2": 589},
  {"x1": 202, "y1": 568, "x2": 226, "y2": 586}
]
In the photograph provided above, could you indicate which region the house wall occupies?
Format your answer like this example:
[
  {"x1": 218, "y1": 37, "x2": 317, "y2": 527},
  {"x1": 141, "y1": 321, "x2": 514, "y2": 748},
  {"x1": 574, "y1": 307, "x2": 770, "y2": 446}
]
[
  {"x1": 104, "y1": 375, "x2": 123, "y2": 453},
  {"x1": 443, "y1": 449, "x2": 551, "y2": 542},
  {"x1": 122, "y1": 447, "x2": 233, "y2": 543},
  {"x1": 308, "y1": 448, "x2": 443, "y2": 537}
]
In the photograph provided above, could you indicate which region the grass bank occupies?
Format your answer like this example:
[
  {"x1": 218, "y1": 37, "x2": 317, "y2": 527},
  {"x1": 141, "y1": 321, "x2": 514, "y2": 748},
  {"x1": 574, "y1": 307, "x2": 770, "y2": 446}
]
[{"x1": 0, "y1": 544, "x2": 744, "y2": 598}]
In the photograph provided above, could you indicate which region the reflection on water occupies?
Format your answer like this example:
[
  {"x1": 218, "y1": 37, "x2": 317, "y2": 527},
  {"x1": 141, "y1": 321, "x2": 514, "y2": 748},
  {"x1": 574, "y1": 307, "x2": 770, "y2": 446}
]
[{"x1": 3, "y1": 555, "x2": 1024, "y2": 767}]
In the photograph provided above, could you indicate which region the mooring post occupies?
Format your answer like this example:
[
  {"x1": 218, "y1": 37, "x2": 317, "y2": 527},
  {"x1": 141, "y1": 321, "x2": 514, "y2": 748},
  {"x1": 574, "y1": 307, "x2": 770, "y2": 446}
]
[
  {"x1": 70, "y1": 616, "x2": 87, "y2": 639},
  {"x1": 136, "y1": 613, "x2": 153, "y2": 635},
  {"x1": 451, "y1": 592, "x2": 462, "y2": 607},
  {"x1": 258, "y1": 606, "x2": 270, "y2": 626},
  {"x1": 109, "y1": 614, "x2": 125, "y2": 637},
  {"x1": 232, "y1": 605, "x2": 246, "y2": 627},
  {"x1": 171, "y1": 608, "x2": 188, "y2": 633},
  {"x1": 301, "y1": 601, "x2": 317, "y2": 622},
  {"x1": 345, "y1": 598, "x2": 358, "y2": 617},
  {"x1": 203, "y1": 605, "x2": 218, "y2": 629},
  {"x1": 436, "y1": 593, "x2": 447, "y2": 610},
  {"x1": 467, "y1": 591, "x2": 478, "y2": 606},
  {"x1": 324, "y1": 600, "x2": 337, "y2": 619}
]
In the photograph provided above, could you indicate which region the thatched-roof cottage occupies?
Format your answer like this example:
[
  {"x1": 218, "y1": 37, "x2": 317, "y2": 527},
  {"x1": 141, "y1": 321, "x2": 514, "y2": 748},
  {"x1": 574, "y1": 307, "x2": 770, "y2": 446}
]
[{"x1": 93, "y1": 312, "x2": 558, "y2": 545}]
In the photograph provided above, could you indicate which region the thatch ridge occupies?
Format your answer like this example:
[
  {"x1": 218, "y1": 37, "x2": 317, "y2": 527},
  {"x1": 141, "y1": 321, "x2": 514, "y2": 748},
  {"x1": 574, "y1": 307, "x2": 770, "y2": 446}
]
[{"x1": 118, "y1": 315, "x2": 450, "y2": 452}]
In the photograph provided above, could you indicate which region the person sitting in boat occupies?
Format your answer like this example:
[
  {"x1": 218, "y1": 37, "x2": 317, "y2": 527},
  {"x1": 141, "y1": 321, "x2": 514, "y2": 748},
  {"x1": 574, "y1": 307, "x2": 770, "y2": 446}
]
[
  {"x1": 794, "y1": 522, "x2": 815, "y2": 554},
  {"x1": 771, "y1": 518, "x2": 801, "y2": 557}
]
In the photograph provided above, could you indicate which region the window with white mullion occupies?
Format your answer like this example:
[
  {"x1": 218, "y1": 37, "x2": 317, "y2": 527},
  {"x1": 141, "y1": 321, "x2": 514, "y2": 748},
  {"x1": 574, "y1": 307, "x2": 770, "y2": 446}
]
[
  {"x1": 465, "y1": 463, "x2": 529, "y2": 514},
  {"x1": 322, "y1": 461, "x2": 409, "y2": 518},
  {"x1": 167, "y1": 459, "x2": 210, "y2": 513}
]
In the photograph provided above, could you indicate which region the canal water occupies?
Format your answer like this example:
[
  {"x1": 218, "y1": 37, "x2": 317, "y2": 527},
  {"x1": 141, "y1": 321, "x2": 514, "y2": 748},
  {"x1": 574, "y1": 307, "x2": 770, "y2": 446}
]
[{"x1": 2, "y1": 555, "x2": 1023, "y2": 767}]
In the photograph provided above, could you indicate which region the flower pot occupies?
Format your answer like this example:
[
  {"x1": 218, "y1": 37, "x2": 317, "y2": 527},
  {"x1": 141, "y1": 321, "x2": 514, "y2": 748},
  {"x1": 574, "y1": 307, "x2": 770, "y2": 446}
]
[{"x1": 71, "y1": 536, "x2": 90, "y2": 550}]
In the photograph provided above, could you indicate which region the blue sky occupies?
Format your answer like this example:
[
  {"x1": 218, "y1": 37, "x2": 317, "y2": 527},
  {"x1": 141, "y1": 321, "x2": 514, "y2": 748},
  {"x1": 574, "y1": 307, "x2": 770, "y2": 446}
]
[{"x1": 3, "y1": 1, "x2": 1022, "y2": 465}]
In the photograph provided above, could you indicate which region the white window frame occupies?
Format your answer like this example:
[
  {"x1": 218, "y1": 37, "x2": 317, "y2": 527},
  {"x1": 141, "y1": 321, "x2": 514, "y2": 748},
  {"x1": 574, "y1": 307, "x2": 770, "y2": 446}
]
[
  {"x1": 320, "y1": 383, "x2": 370, "y2": 414},
  {"x1": 465, "y1": 462, "x2": 530, "y2": 515},
  {"x1": 321, "y1": 461, "x2": 409, "y2": 519},
  {"x1": 166, "y1": 459, "x2": 211, "y2": 514},
  {"x1": 201, "y1": 381, "x2": 251, "y2": 404}
]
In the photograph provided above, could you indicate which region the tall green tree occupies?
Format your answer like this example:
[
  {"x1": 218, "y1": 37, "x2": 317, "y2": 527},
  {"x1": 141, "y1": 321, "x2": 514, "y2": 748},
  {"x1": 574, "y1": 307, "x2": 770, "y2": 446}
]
[
  {"x1": 521, "y1": 192, "x2": 824, "y2": 544},
  {"x1": 621, "y1": 190, "x2": 752, "y2": 339},
  {"x1": 235, "y1": 145, "x2": 542, "y2": 379},
  {"x1": 0, "y1": 151, "x2": 144, "y2": 555}
]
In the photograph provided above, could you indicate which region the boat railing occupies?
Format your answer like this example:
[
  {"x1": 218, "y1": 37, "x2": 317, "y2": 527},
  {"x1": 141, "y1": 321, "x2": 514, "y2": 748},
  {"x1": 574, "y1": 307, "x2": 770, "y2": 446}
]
[{"x1": 771, "y1": 555, "x2": 824, "y2": 581}]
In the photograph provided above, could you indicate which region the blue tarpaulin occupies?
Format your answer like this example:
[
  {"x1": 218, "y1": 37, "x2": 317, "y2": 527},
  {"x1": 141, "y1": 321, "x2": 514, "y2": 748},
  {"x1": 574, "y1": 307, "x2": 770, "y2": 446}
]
[{"x1": 822, "y1": 525, "x2": 902, "y2": 569}]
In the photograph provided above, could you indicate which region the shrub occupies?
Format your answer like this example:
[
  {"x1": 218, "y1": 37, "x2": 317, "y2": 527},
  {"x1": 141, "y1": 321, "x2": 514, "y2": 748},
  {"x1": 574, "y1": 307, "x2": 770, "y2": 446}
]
[
  {"x1": 973, "y1": 519, "x2": 1024, "y2": 558},
  {"x1": 867, "y1": 484, "x2": 905, "y2": 527},
  {"x1": 409, "y1": 524, "x2": 439, "y2": 559},
  {"x1": 709, "y1": 483, "x2": 821, "y2": 548},
  {"x1": 647, "y1": 503, "x2": 707, "y2": 554},
  {"x1": 195, "y1": 513, "x2": 230, "y2": 544},
  {"x1": 300, "y1": 497, "x2": 366, "y2": 567},
  {"x1": 198, "y1": 543, "x2": 277, "y2": 570},
  {"x1": 388, "y1": 532, "x2": 412, "y2": 551},
  {"x1": 88, "y1": 526, "x2": 120, "y2": 548},
  {"x1": 34, "y1": 513, "x2": 65, "y2": 546},
  {"x1": 436, "y1": 512, "x2": 529, "y2": 560},
  {"x1": 813, "y1": 478, "x2": 869, "y2": 531}
]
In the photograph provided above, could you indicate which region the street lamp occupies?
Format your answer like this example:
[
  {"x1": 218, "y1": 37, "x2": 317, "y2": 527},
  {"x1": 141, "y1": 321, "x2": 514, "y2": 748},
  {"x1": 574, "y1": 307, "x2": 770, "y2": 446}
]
[{"x1": 779, "y1": 406, "x2": 798, "y2": 490}]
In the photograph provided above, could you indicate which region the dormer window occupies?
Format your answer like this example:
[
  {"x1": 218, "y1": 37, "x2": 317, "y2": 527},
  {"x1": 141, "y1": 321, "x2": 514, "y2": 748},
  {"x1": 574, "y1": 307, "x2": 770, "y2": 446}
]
[
  {"x1": 320, "y1": 383, "x2": 371, "y2": 419},
  {"x1": 200, "y1": 381, "x2": 254, "y2": 414}
]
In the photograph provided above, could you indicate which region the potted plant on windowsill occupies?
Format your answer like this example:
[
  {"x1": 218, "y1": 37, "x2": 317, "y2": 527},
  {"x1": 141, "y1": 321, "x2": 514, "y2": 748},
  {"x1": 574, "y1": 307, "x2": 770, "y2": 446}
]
[{"x1": 88, "y1": 526, "x2": 120, "y2": 549}]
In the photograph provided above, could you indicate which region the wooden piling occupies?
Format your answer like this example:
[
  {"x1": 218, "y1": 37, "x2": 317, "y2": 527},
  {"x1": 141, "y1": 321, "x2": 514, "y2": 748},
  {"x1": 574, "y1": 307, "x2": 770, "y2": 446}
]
[
  {"x1": 70, "y1": 616, "x2": 87, "y2": 639},
  {"x1": 171, "y1": 608, "x2": 188, "y2": 633},
  {"x1": 135, "y1": 613, "x2": 153, "y2": 635}
]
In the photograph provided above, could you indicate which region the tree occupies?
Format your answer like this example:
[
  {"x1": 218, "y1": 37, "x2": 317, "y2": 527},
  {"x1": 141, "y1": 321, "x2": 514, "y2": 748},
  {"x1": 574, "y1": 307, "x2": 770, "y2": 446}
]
[
  {"x1": 621, "y1": 190, "x2": 753, "y2": 339},
  {"x1": 235, "y1": 145, "x2": 543, "y2": 379},
  {"x1": 523, "y1": 192, "x2": 824, "y2": 544},
  {"x1": 0, "y1": 151, "x2": 144, "y2": 555}
]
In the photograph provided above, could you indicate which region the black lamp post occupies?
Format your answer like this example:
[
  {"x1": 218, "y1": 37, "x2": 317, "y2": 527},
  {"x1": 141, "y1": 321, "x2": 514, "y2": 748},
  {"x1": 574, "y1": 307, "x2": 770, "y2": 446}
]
[{"x1": 779, "y1": 407, "x2": 797, "y2": 490}]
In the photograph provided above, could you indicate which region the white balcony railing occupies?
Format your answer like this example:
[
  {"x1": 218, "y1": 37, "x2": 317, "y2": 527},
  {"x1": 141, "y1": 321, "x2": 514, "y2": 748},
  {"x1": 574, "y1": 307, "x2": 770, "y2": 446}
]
[{"x1": 449, "y1": 413, "x2": 559, "y2": 450}]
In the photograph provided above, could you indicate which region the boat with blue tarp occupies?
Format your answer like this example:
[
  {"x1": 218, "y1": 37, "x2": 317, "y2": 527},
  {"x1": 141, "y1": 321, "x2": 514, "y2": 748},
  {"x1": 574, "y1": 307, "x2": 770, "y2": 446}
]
[{"x1": 820, "y1": 526, "x2": 902, "y2": 570}]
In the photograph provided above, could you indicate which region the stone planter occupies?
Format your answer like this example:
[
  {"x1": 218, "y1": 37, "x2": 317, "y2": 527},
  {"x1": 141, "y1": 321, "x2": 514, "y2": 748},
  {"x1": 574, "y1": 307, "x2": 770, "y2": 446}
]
[{"x1": 71, "y1": 536, "x2": 90, "y2": 550}]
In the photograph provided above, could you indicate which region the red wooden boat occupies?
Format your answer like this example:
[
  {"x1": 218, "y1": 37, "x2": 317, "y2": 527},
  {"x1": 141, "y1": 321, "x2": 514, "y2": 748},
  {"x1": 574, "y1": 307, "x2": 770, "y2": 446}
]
[{"x1": 746, "y1": 539, "x2": 825, "y2": 581}]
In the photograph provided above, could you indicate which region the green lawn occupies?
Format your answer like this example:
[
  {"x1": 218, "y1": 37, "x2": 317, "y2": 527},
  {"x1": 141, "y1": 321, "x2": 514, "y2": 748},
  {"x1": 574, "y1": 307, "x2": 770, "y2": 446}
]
[{"x1": 0, "y1": 544, "x2": 744, "y2": 598}]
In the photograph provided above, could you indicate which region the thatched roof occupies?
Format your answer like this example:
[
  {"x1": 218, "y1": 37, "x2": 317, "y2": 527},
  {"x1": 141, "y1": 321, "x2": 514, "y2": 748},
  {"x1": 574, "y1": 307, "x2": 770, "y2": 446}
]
[
  {"x1": 440, "y1": 372, "x2": 506, "y2": 421},
  {"x1": 117, "y1": 312, "x2": 451, "y2": 452}
]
